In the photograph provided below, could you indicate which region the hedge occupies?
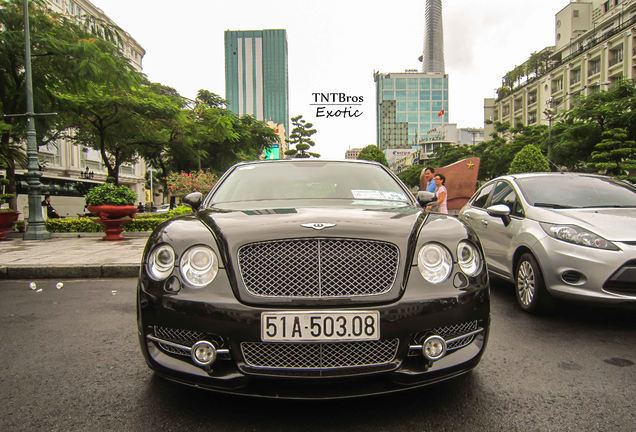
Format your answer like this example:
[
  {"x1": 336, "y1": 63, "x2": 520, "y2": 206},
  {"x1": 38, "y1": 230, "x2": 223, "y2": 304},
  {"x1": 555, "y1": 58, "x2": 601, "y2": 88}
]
[{"x1": 45, "y1": 216, "x2": 166, "y2": 233}]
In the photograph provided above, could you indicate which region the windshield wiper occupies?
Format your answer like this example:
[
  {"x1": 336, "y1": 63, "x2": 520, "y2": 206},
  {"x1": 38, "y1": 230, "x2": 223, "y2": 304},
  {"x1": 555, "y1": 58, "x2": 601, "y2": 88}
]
[
  {"x1": 533, "y1": 203, "x2": 579, "y2": 209},
  {"x1": 583, "y1": 205, "x2": 636, "y2": 208}
]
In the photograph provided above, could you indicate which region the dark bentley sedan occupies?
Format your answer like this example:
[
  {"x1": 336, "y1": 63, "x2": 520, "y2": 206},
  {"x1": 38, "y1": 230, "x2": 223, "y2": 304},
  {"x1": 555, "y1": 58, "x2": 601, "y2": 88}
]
[{"x1": 137, "y1": 160, "x2": 490, "y2": 398}]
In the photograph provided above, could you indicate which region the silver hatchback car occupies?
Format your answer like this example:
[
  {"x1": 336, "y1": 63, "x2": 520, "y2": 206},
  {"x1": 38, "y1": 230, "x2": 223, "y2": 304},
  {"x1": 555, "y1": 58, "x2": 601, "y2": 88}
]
[{"x1": 459, "y1": 173, "x2": 636, "y2": 312}]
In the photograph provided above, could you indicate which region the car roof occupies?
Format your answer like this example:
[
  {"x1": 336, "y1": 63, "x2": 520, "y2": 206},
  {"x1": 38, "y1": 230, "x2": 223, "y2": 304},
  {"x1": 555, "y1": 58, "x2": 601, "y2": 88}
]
[
  {"x1": 494, "y1": 172, "x2": 612, "y2": 182},
  {"x1": 233, "y1": 159, "x2": 383, "y2": 167}
]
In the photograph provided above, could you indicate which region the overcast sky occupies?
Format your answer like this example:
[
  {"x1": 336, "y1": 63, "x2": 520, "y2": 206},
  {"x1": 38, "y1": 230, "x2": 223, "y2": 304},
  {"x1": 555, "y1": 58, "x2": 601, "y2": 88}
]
[{"x1": 90, "y1": 0, "x2": 563, "y2": 159}]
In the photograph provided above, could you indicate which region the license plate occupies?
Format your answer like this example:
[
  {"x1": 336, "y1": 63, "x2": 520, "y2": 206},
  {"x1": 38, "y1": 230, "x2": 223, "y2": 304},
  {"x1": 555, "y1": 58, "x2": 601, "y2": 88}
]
[{"x1": 261, "y1": 311, "x2": 380, "y2": 342}]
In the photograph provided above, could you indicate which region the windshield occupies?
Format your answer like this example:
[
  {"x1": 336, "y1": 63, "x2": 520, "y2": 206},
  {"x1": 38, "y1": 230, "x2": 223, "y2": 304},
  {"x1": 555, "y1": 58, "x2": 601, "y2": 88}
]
[
  {"x1": 208, "y1": 161, "x2": 413, "y2": 209},
  {"x1": 516, "y1": 175, "x2": 636, "y2": 208}
]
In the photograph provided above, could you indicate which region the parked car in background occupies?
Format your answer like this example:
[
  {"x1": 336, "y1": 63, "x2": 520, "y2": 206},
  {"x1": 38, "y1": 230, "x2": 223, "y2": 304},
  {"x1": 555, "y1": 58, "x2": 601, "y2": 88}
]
[
  {"x1": 154, "y1": 204, "x2": 170, "y2": 213},
  {"x1": 137, "y1": 160, "x2": 490, "y2": 398},
  {"x1": 459, "y1": 172, "x2": 636, "y2": 313}
]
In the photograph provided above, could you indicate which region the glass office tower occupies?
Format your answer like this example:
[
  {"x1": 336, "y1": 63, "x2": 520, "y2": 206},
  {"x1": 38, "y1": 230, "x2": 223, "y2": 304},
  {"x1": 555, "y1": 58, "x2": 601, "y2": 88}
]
[
  {"x1": 224, "y1": 29, "x2": 289, "y2": 134},
  {"x1": 375, "y1": 71, "x2": 449, "y2": 149}
]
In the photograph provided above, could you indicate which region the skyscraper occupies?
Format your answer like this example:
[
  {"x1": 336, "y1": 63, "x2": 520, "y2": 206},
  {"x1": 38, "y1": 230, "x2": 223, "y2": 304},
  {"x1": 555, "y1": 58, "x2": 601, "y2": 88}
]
[
  {"x1": 421, "y1": 0, "x2": 445, "y2": 74},
  {"x1": 224, "y1": 30, "x2": 289, "y2": 135},
  {"x1": 375, "y1": 0, "x2": 448, "y2": 151}
]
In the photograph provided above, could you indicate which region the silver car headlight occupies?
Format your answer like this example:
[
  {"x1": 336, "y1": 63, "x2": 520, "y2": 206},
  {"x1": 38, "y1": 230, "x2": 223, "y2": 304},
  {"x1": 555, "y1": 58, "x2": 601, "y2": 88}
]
[
  {"x1": 540, "y1": 223, "x2": 619, "y2": 251},
  {"x1": 147, "y1": 244, "x2": 175, "y2": 281},
  {"x1": 417, "y1": 243, "x2": 453, "y2": 284},
  {"x1": 180, "y1": 246, "x2": 219, "y2": 287},
  {"x1": 457, "y1": 241, "x2": 482, "y2": 277}
]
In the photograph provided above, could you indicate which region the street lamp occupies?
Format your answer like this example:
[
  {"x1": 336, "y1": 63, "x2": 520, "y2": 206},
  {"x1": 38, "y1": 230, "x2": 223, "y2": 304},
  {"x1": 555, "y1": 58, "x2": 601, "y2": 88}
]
[
  {"x1": 543, "y1": 99, "x2": 556, "y2": 164},
  {"x1": 21, "y1": 0, "x2": 50, "y2": 239}
]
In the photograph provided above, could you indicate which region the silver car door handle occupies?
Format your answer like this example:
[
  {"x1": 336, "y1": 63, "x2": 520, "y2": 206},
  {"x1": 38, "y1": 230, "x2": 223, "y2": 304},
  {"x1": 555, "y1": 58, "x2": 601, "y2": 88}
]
[{"x1": 480, "y1": 219, "x2": 488, "y2": 226}]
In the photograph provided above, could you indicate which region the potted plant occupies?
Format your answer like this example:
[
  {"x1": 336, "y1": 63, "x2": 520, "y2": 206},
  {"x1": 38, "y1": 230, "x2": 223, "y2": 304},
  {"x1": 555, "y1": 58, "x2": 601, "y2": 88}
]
[
  {"x1": 0, "y1": 191, "x2": 19, "y2": 241},
  {"x1": 85, "y1": 183, "x2": 138, "y2": 240}
]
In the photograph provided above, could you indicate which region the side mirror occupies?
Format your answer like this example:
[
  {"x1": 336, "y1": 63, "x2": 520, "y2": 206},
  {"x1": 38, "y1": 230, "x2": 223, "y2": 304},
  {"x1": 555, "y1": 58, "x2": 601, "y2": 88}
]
[
  {"x1": 417, "y1": 191, "x2": 436, "y2": 207},
  {"x1": 182, "y1": 192, "x2": 203, "y2": 211},
  {"x1": 486, "y1": 204, "x2": 511, "y2": 226}
]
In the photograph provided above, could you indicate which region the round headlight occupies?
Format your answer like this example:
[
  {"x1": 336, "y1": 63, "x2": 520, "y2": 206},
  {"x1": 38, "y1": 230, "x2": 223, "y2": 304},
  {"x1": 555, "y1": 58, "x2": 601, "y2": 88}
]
[
  {"x1": 180, "y1": 246, "x2": 219, "y2": 287},
  {"x1": 147, "y1": 244, "x2": 175, "y2": 281},
  {"x1": 457, "y1": 241, "x2": 482, "y2": 277},
  {"x1": 417, "y1": 243, "x2": 452, "y2": 284}
]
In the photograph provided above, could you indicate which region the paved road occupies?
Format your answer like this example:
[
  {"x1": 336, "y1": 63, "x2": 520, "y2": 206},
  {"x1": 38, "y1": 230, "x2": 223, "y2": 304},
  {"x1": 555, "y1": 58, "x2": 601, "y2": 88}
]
[{"x1": 0, "y1": 278, "x2": 634, "y2": 432}]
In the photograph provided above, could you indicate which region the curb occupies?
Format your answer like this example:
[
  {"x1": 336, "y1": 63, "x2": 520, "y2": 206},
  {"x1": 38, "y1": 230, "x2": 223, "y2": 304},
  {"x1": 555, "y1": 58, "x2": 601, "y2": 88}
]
[{"x1": 0, "y1": 264, "x2": 140, "y2": 279}]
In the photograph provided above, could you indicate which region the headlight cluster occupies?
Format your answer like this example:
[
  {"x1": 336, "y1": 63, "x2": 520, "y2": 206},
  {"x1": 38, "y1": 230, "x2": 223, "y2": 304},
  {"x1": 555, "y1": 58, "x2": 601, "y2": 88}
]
[
  {"x1": 147, "y1": 244, "x2": 219, "y2": 287},
  {"x1": 417, "y1": 241, "x2": 482, "y2": 284},
  {"x1": 540, "y1": 223, "x2": 619, "y2": 251}
]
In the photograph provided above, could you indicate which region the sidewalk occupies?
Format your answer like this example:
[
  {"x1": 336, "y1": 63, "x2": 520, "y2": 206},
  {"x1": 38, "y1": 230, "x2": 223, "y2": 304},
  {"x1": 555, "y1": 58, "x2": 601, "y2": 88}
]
[{"x1": 0, "y1": 234, "x2": 148, "y2": 279}]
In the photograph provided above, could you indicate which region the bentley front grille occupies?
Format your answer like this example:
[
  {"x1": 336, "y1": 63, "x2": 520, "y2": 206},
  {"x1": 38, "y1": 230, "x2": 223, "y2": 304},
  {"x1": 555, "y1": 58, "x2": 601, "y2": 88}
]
[
  {"x1": 238, "y1": 238, "x2": 399, "y2": 298},
  {"x1": 241, "y1": 339, "x2": 399, "y2": 370}
]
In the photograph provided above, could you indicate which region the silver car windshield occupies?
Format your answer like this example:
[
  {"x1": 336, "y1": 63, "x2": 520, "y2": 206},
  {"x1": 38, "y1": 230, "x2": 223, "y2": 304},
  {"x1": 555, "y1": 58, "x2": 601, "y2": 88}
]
[
  {"x1": 209, "y1": 161, "x2": 412, "y2": 208},
  {"x1": 516, "y1": 176, "x2": 636, "y2": 208}
]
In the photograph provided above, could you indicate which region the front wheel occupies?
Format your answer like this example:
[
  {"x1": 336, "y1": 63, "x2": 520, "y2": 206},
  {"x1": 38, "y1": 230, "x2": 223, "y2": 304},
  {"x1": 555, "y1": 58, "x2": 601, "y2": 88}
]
[{"x1": 515, "y1": 253, "x2": 551, "y2": 313}]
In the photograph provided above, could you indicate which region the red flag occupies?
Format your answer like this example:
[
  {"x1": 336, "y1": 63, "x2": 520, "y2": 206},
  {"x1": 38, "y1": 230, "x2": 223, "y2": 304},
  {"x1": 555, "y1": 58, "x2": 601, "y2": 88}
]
[{"x1": 437, "y1": 108, "x2": 445, "y2": 117}]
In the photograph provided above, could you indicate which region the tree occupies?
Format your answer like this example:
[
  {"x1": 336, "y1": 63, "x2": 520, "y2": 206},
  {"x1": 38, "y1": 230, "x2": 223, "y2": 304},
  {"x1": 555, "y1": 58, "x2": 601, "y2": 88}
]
[
  {"x1": 284, "y1": 115, "x2": 319, "y2": 158},
  {"x1": 397, "y1": 164, "x2": 424, "y2": 189},
  {"x1": 429, "y1": 143, "x2": 474, "y2": 167},
  {"x1": 590, "y1": 128, "x2": 636, "y2": 181},
  {"x1": 357, "y1": 145, "x2": 388, "y2": 166},
  {"x1": 508, "y1": 144, "x2": 550, "y2": 174}
]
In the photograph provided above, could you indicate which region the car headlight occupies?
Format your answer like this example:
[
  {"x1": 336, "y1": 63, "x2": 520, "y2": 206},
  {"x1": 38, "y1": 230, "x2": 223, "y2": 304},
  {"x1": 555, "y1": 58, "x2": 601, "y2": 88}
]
[
  {"x1": 180, "y1": 246, "x2": 219, "y2": 287},
  {"x1": 457, "y1": 241, "x2": 482, "y2": 277},
  {"x1": 417, "y1": 243, "x2": 452, "y2": 283},
  {"x1": 147, "y1": 244, "x2": 175, "y2": 281},
  {"x1": 540, "y1": 223, "x2": 619, "y2": 251}
]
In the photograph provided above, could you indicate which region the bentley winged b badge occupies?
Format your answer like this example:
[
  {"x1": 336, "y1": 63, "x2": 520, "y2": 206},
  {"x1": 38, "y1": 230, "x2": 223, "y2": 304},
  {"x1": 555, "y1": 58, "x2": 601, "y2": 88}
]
[{"x1": 301, "y1": 223, "x2": 336, "y2": 230}]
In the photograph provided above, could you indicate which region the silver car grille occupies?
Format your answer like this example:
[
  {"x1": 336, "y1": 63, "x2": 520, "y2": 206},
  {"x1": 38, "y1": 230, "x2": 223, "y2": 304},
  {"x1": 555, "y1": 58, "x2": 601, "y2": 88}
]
[
  {"x1": 241, "y1": 339, "x2": 399, "y2": 370},
  {"x1": 238, "y1": 239, "x2": 399, "y2": 298}
]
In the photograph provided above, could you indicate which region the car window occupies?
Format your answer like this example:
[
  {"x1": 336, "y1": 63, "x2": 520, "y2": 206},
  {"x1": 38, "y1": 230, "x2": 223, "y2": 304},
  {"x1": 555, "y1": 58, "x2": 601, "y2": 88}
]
[
  {"x1": 516, "y1": 175, "x2": 636, "y2": 208},
  {"x1": 490, "y1": 181, "x2": 523, "y2": 217},
  {"x1": 471, "y1": 183, "x2": 494, "y2": 209},
  {"x1": 209, "y1": 161, "x2": 413, "y2": 208}
]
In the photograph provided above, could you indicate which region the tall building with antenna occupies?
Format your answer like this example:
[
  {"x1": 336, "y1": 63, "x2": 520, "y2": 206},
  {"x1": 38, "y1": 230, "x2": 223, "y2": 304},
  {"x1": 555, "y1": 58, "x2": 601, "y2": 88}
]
[{"x1": 375, "y1": 0, "x2": 449, "y2": 153}]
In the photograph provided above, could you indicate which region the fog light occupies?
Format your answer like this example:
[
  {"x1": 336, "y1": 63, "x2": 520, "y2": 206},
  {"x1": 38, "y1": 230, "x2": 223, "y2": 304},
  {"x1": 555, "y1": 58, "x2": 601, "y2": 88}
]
[
  {"x1": 164, "y1": 276, "x2": 181, "y2": 293},
  {"x1": 191, "y1": 341, "x2": 217, "y2": 366},
  {"x1": 422, "y1": 335, "x2": 447, "y2": 361}
]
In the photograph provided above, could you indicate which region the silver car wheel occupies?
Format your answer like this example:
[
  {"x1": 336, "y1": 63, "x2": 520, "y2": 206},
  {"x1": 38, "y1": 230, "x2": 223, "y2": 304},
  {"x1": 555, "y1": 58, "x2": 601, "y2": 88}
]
[{"x1": 517, "y1": 260, "x2": 535, "y2": 306}]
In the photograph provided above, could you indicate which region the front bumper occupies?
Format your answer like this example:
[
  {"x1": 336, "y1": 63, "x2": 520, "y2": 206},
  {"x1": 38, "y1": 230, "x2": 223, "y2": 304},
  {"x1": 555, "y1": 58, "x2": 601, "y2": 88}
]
[
  {"x1": 137, "y1": 270, "x2": 490, "y2": 399},
  {"x1": 532, "y1": 237, "x2": 636, "y2": 303}
]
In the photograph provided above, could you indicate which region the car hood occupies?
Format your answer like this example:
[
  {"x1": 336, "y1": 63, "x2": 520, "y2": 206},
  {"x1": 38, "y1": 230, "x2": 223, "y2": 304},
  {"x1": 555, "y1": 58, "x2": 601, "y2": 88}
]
[
  {"x1": 198, "y1": 205, "x2": 422, "y2": 246},
  {"x1": 539, "y1": 208, "x2": 636, "y2": 241}
]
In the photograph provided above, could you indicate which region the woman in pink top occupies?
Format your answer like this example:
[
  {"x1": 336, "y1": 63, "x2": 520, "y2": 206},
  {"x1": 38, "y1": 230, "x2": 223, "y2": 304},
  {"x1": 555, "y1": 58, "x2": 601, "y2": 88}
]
[{"x1": 426, "y1": 173, "x2": 448, "y2": 214}]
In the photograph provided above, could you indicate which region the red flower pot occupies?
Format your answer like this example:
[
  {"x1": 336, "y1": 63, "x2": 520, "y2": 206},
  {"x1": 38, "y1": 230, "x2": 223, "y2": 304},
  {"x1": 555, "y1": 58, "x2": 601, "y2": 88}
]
[
  {"x1": 87, "y1": 205, "x2": 137, "y2": 241},
  {"x1": 0, "y1": 211, "x2": 20, "y2": 241}
]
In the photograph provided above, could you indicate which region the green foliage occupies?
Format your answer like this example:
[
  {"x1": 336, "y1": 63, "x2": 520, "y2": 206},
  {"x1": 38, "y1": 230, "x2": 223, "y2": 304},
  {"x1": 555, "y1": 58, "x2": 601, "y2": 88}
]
[
  {"x1": 284, "y1": 115, "x2": 319, "y2": 158},
  {"x1": 124, "y1": 217, "x2": 165, "y2": 232},
  {"x1": 357, "y1": 145, "x2": 388, "y2": 166},
  {"x1": 45, "y1": 217, "x2": 101, "y2": 233},
  {"x1": 429, "y1": 144, "x2": 474, "y2": 168},
  {"x1": 508, "y1": 144, "x2": 550, "y2": 174},
  {"x1": 397, "y1": 164, "x2": 424, "y2": 188},
  {"x1": 167, "y1": 205, "x2": 193, "y2": 217},
  {"x1": 85, "y1": 183, "x2": 137, "y2": 205},
  {"x1": 590, "y1": 128, "x2": 636, "y2": 180}
]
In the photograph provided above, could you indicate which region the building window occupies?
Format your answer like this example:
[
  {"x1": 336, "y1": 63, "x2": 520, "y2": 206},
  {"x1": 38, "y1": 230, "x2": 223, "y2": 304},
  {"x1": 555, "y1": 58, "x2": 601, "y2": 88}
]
[
  {"x1": 573, "y1": 9, "x2": 579, "y2": 18},
  {"x1": 551, "y1": 77, "x2": 564, "y2": 93},
  {"x1": 609, "y1": 45, "x2": 623, "y2": 66},
  {"x1": 527, "y1": 90, "x2": 537, "y2": 105},
  {"x1": 514, "y1": 97, "x2": 523, "y2": 111},
  {"x1": 588, "y1": 57, "x2": 601, "y2": 76},
  {"x1": 570, "y1": 68, "x2": 581, "y2": 84},
  {"x1": 603, "y1": 1, "x2": 610, "y2": 12},
  {"x1": 528, "y1": 111, "x2": 537, "y2": 125},
  {"x1": 502, "y1": 104, "x2": 510, "y2": 117}
]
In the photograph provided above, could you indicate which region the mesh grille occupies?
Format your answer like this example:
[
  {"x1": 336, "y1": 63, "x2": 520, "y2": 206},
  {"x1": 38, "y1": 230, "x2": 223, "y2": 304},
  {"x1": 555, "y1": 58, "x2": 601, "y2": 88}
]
[
  {"x1": 154, "y1": 326, "x2": 205, "y2": 345},
  {"x1": 413, "y1": 320, "x2": 479, "y2": 352},
  {"x1": 241, "y1": 339, "x2": 399, "y2": 369},
  {"x1": 238, "y1": 239, "x2": 399, "y2": 297}
]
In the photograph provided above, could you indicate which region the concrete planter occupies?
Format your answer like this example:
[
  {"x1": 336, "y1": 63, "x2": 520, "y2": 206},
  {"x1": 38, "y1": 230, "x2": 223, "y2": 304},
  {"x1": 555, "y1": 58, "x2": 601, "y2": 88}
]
[
  {"x1": 87, "y1": 205, "x2": 137, "y2": 241},
  {"x1": 0, "y1": 211, "x2": 19, "y2": 241}
]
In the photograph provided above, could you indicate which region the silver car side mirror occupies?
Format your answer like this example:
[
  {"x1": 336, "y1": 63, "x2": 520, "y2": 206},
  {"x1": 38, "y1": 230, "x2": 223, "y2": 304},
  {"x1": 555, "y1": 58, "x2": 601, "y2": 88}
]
[
  {"x1": 417, "y1": 191, "x2": 436, "y2": 207},
  {"x1": 487, "y1": 204, "x2": 511, "y2": 226}
]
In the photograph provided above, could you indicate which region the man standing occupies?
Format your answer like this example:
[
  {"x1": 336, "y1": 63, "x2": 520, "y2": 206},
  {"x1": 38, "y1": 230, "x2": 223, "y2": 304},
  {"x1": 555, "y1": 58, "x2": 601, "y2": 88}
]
[
  {"x1": 420, "y1": 167, "x2": 437, "y2": 192},
  {"x1": 41, "y1": 194, "x2": 61, "y2": 219}
]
